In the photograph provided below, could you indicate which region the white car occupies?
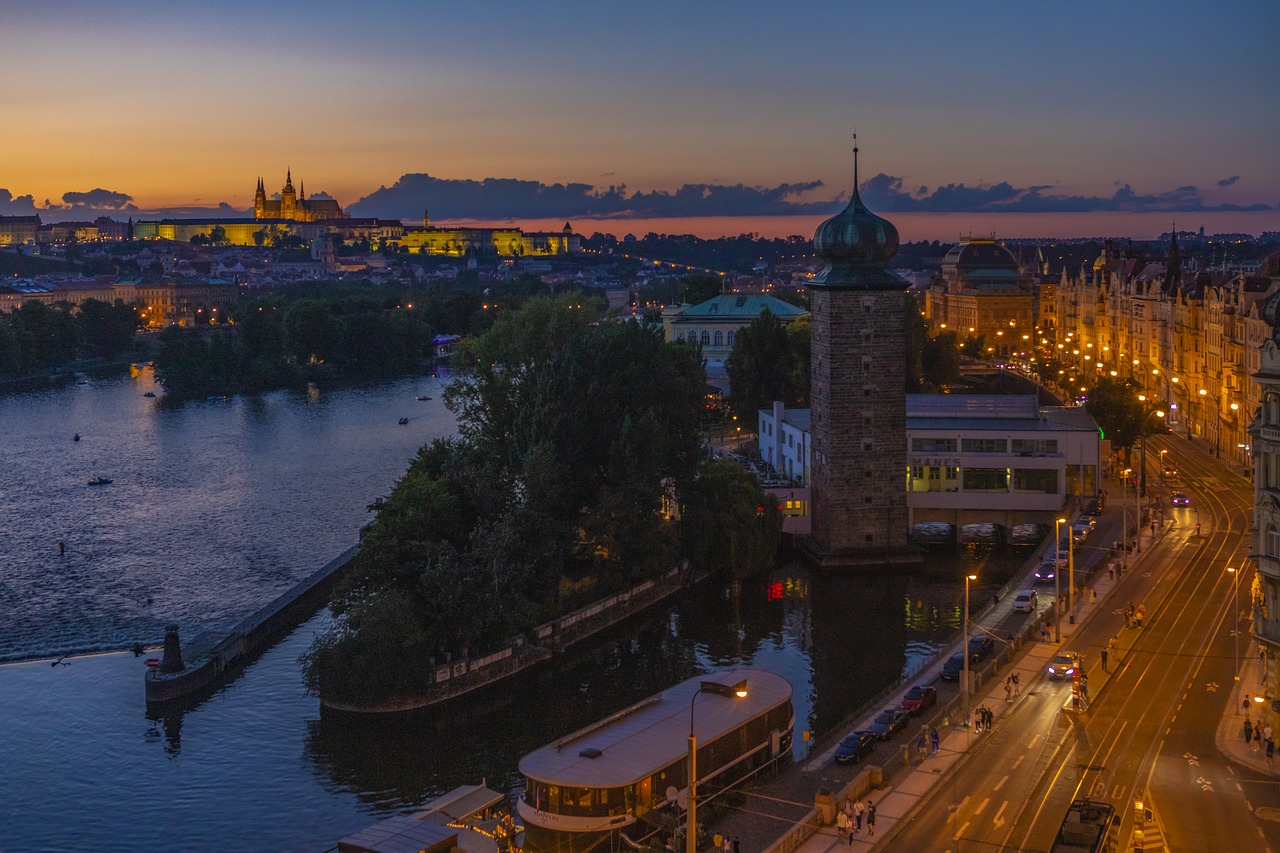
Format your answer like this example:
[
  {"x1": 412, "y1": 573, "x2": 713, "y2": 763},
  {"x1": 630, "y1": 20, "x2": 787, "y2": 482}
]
[{"x1": 1012, "y1": 589, "x2": 1038, "y2": 612}]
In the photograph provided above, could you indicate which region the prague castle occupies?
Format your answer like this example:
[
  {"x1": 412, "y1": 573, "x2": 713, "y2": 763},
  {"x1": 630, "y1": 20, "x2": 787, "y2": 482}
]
[{"x1": 253, "y1": 170, "x2": 344, "y2": 222}]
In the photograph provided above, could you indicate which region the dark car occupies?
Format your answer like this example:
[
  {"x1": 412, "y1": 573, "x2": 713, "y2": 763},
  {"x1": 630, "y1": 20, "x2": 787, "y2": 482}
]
[
  {"x1": 967, "y1": 635, "x2": 995, "y2": 662},
  {"x1": 1082, "y1": 499, "x2": 1103, "y2": 516},
  {"x1": 834, "y1": 731, "x2": 877, "y2": 764},
  {"x1": 866, "y1": 707, "x2": 910, "y2": 740},
  {"x1": 900, "y1": 684, "x2": 938, "y2": 715},
  {"x1": 940, "y1": 652, "x2": 967, "y2": 681},
  {"x1": 1033, "y1": 560, "x2": 1057, "y2": 584},
  {"x1": 1171, "y1": 492, "x2": 1190, "y2": 506}
]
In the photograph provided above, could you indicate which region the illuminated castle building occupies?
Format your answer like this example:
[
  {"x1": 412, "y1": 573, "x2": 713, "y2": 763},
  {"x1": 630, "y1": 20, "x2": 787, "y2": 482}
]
[
  {"x1": 398, "y1": 211, "x2": 580, "y2": 257},
  {"x1": 254, "y1": 170, "x2": 344, "y2": 222}
]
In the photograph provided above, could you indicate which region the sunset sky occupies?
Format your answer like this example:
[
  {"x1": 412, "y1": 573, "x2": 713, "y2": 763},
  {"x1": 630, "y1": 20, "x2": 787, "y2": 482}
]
[{"x1": 2, "y1": 0, "x2": 1277, "y2": 238}]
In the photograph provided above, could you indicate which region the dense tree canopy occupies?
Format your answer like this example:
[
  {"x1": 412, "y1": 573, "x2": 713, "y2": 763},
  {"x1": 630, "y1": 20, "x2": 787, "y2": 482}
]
[
  {"x1": 725, "y1": 308, "x2": 809, "y2": 415},
  {"x1": 1085, "y1": 375, "x2": 1165, "y2": 450},
  {"x1": 305, "y1": 295, "x2": 782, "y2": 705},
  {"x1": 0, "y1": 298, "x2": 143, "y2": 379}
]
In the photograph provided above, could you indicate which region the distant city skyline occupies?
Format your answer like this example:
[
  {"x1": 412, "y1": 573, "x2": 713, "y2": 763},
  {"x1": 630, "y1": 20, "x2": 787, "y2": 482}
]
[{"x1": 2, "y1": 1, "x2": 1276, "y2": 238}]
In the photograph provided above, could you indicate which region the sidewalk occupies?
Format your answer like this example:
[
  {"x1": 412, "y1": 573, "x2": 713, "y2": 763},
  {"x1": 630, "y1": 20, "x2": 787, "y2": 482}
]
[{"x1": 1216, "y1": 639, "x2": 1277, "y2": 774}]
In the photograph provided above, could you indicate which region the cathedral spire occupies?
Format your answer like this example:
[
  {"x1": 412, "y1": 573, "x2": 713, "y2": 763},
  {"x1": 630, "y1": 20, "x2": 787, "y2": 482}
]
[
  {"x1": 299, "y1": 180, "x2": 305, "y2": 201},
  {"x1": 285, "y1": 169, "x2": 294, "y2": 192}
]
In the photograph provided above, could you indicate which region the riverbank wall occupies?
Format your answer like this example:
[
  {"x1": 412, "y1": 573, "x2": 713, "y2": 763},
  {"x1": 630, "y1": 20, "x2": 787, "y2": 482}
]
[
  {"x1": 321, "y1": 563, "x2": 700, "y2": 714},
  {"x1": 145, "y1": 543, "x2": 360, "y2": 703}
]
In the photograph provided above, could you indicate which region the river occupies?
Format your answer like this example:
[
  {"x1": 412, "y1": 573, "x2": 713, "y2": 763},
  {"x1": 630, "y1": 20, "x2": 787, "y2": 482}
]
[{"x1": 0, "y1": 370, "x2": 1010, "y2": 852}]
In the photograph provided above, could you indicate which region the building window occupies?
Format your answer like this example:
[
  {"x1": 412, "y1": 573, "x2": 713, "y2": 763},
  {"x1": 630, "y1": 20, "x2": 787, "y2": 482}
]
[
  {"x1": 727, "y1": 331, "x2": 736, "y2": 346},
  {"x1": 962, "y1": 467, "x2": 1009, "y2": 492},
  {"x1": 686, "y1": 331, "x2": 697, "y2": 343},
  {"x1": 1012, "y1": 468, "x2": 1058, "y2": 493},
  {"x1": 962, "y1": 438, "x2": 1007, "y2": 453},
  {"x1": 912, "y1": 438, "x2": 957, "y2": 453},
  {"x1": 700, "y1": 331, "x2": 710, "y2": 345},
  {"x1": 1011, "y1": 439, "x2": 1059, "y2": 454},
  {"x1": 1269, "y1": 525, "x2": 1280, "y2": 559},
  {"x1": 713, "y1": 331, "x2": 723, "y2": 347}
]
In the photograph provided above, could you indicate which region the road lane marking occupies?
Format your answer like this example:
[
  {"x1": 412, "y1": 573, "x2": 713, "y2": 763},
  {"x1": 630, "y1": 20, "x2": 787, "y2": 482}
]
[
  {"x1": 975, "y1": 797, "x2": 990, "y2": 815},
  {"x1": 954, "y1": 821, "x2": 970, "y2": 841},
  {"x1": 993, "y1": 774, "x2": 1009, "y2": 792},
  {"x1": 993, "y1": 800, "x2": 1008, "y2": 829}
]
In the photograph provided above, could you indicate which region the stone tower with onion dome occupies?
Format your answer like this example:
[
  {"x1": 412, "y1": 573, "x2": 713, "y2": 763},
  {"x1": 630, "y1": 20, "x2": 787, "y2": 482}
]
[{"x1": 804, "y1": 141, "x2": 918, "y2": 566}]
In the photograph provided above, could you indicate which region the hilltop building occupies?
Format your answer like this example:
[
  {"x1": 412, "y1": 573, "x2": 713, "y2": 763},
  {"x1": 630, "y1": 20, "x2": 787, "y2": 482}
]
[
  {"x1": 254, "y1": 170, "x2": 344, "y2": 222},
  {"x1": 397, "y1": 211, "x2": 580, "y2": 257},
  {"x1": 662, "y1": 294, "x2": 808, "y2": 363}
]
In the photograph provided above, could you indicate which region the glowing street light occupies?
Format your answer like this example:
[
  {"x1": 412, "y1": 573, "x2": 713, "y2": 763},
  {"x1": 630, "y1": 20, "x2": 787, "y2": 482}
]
[{"x1": 687, "y1": 679, "x2": 747, "y2": 853}]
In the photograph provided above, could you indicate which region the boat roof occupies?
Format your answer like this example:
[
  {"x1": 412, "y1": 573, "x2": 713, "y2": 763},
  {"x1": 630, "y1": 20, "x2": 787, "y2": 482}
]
[
  {"x1": 337, "y1": 784, "x2": 504, "y2": 853},
  {"x1": 519, "y1": 668, "x2": 791, "y2": 789}
]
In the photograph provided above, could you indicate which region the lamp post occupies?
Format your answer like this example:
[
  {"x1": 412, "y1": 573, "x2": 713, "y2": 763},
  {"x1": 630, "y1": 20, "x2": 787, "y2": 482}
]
[
  {"x1": 1054, "y1": 518, "x2": 1066, "y2": 642},
  {"x1": 687, "y1": 679, "x2": 747, "y2": 853},
  {"x1": 964, "y1": 573, "x2": 977, "y2": 730},
  {"x1": 1227, "y1": 567, "x2": 1240, "y2": 684},
  {"x1": 1121, "y1": 470, "x2": 1131, "y2": 572},
  {"x1": 1068, "y1": 520, "x2": 1076, "y2": 624}
]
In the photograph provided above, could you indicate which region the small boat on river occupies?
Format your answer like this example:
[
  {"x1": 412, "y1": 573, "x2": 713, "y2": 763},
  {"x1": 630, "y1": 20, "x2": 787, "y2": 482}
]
[
  {"x1": 398, "y1": 417, "x2": 410, "y2": 425},
  {"x1": 416, "y1": 395, "x2": 432, "y2": 401},
  {"x1": 143, "y1": 392, "x2": 156, "y2": 398},
  {"x1": 87, "y1": 477, "x2": 113, "y2": 486}
]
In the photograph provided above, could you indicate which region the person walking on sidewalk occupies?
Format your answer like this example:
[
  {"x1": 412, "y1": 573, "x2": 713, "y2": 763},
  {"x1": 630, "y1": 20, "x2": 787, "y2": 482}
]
[
  {"x1": 853, "y1": 799, "x2": 865, "y2": 833},
  {"x1": 1244, "y1": 719, "x2": 1254, "y2": 745},
  {"x1": 1254, "y1": 722, "x2": 1263, "y2": 751},
  {"x1": 866, "y1": 802, "x2": 877, "y2": 838},
  {"x1": 931, "y1": 726, "x2": 940, "y2": 755},
  {"x1": 1268, "y1": 738, "x2": 1276, "y2": 765},
  {"x1": 1013, "y1": 672, "x2": 1021, "y2": 696},
  {"x1": 836, "y1": 807, "x2": 849, "y2": 844},
  {"x1": 1005, "y1": 679, "x2": 1013, "y2": 703}
]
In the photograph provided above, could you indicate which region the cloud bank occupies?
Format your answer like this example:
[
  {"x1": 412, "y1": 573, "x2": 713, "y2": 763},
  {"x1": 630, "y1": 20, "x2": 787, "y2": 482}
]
[{"x1": 1, "y1": 173, "x2": 1270, "y2": 224}]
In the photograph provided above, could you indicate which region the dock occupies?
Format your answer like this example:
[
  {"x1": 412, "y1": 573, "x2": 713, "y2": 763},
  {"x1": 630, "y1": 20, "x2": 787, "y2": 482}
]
[{"x1": 145, "y1": 543, "x2": 360, "y2": 704}]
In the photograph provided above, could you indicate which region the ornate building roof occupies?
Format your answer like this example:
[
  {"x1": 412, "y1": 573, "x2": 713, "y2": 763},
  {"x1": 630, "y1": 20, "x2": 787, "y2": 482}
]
[{"x1": 809, "y1": 141, "x2": 906, "y2": 291}]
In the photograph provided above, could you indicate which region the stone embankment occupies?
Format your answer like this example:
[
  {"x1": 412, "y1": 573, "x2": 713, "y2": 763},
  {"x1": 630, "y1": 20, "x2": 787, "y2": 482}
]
[
  {"x1": 145, "y1": 544, "x2": 360, "y2": 703},
  {"x1": 322, "y1": 564, "x2": 695, "y2": 714}
]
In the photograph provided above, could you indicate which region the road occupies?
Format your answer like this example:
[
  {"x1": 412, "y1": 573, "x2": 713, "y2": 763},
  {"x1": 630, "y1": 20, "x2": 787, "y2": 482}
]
[{"x1": 881, "y1": 434, "x2": 1280, "y2": 852}]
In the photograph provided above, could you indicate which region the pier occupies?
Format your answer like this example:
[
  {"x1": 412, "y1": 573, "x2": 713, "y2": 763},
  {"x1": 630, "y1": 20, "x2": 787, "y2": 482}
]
[{"x1": 145, "y1": 544, "x2": 360, "y2": 704}]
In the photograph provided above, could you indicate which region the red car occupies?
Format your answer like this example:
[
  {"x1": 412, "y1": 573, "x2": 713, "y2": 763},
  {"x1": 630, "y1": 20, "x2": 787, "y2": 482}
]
[{"x1": 900, "y1": 684, "x2": 938, "y2": 715}]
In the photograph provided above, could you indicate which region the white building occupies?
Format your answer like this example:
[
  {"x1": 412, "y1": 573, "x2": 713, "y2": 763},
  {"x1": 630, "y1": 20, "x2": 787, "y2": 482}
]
[{"x1": 758, "y1": 394, "x2": 1101, "y2": 537}]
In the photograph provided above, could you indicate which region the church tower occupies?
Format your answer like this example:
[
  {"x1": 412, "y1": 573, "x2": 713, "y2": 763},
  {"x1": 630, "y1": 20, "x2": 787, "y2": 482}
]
[
  {"x1": 253, "y1": 177, "x2": 266, "y2": 220},
  {"x1": 805, "y1": 142, "x2": 916, "y2": 565},
  {"x1": 281, "y1": 169, "x2": 297, "y2": 219}
]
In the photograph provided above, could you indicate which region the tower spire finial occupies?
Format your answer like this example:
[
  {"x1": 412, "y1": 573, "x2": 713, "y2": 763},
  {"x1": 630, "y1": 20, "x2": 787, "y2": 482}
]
[{"x1": 852, "y1": 131, "x2": 859, "y2": 191}]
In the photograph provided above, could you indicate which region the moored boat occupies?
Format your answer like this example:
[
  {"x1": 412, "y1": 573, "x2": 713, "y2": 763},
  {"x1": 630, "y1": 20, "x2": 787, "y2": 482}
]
[
  {"x1": 87, "y1": 476, "x2": 113, "y2": 486},
  {"x1": 518, "y1": 668, "x2": 793, "y2": 844}
]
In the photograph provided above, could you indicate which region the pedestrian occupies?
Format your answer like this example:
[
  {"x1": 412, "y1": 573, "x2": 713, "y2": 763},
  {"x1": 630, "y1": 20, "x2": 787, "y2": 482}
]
[
  {"x1": 843, "y1": 797, "x2": 853, "y2": 822},
  {"x1": 1080, "y1": 672, "x2": 1089, "y2": 701},
  {"x1": 917, "y1": 731, "x2": 928, "y2": 761},
  {"x1": 1137, "y1": 603, "x2": 1146, "y2": 627},
  {"x1": 836, "y1": 808, "x2": 849, "y2": 844},
  {"x1": 1265, "y1": 724, "x2": 1273, "y2": 744},
  {"x1": 1244, "y1": 719, "x2": 1254, "y2": 744},
  {"x1": 866, "y1": 802, "x2": 877, "y2": 837},
  {"x1": 931, "y1": 726, "x2": 940, "y2": 755},
  {"x1": 1108, "y1": 564, "x2": 1114, "y2": 581},
  {"x1": 854, "y1": 799, "x2": 865, "y2": 832},
  {"x1": 733, "y1": 838, "x2": 740, "y2": 853},
  {"x1": 1255, "y1": 722, "x2": 1263, "y2": 751},
  {"x1": 984, "y1": 706, "x2": 993, "y2": 730},
  {"x1": 1109, "y1": 635, "x2": 1117, "y2": 653},
  {"x1": 723, "y1": 835, "x2": 732, "y2": 853},
  {"x1": 1005, "y1": 679, "x2": 1013, "y2": 703},
  {"x1": 1268, "y1": 739, "x2": 1275, "y2": 765},
  {"x1": 1013, "y1": 672, "x2": 1021, "y2": 696},
  {"x1": 1101, "y1": 648, "x2": 1109, "y2": 671},
  {"x1": 713, "y1": 833, "x2": 723, "y2": 851}
]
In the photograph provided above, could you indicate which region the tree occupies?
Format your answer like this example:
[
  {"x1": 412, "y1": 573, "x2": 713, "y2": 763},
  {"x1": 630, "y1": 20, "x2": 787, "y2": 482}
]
[
  {"x1": 725, "y1": 308, "x2": 804, "y2": 416},
  {"x1": 921, "y1": 331, "x2": 961, "y2": 390},
  {"x1": 680, "y1": 459, "x2": 783, "y2": 579},
  {"x1": 1085, "y1": 376, "x2": 1160, "y2": 452},
  {"x1": 681, "y1": 272, "x2": 722, "y2": 305}
]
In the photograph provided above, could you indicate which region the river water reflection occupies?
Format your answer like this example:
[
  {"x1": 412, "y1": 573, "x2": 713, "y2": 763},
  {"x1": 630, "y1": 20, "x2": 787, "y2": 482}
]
[{"x1": 0, "y1": 372, "x2": 1017, "y2": 852}]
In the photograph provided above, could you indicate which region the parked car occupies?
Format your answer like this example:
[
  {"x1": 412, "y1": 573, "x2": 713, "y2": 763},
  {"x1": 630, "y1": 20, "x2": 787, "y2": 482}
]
[
  {"x1": 1034, "y1": 560, "x2": 1058, "y2": 584},
  {"x1": 900, "y1": 684, "x2": 938, "y2": 715},
  {"x1": 834, "y1": 731, "x2": 877, "y2": 765},
  {"x1": 1047, "y1": 652, "x2": 1078, "y2": 680},
  {"x1": 1171, "y1": 492, "x2": 1190, "y2": 506},
  {"x1": 1012, "y1": 589, "x2": 1039, "y2": 612},
  {"x1": 1075, "y1": 515, "x2": 1096, "y2": 530},
  {"x1": 940, "y1": 652, "x2": 967, "y2": 681},
  {"x1": 1082, "y1": 499, "x2": 1104, "y2": 516},
  {"x1": 866, "y1": 707, "x2": 910, "y2": 740},
  {"x1": 967, "y1": 635, "x2": 996, "y2": 661},
  {"x1": 1070, "y1": 522, "x2": 1092, "y2": 543}
]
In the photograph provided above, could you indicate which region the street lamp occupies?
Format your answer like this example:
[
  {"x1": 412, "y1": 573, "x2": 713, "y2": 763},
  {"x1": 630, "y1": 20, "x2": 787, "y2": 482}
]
[
  {"x1": 1227, "y1": 568, "x2": 1240, "y2": 693},
  {"x1": 687, "y1": 679, "x2": 747, "y2": 853},
  {"x1": 964, "y1": 573, "x2": 977, "y2": 729},
  {"x1": 1121, "y1": 469, "x2": 1131, "y2": 572},
  {"x1": 1068, "y1": 519, "x2": 1076, "y2": 624},
  {"x1": 1054, "y1": 518, "x2": 1066, "y2": 642}
]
